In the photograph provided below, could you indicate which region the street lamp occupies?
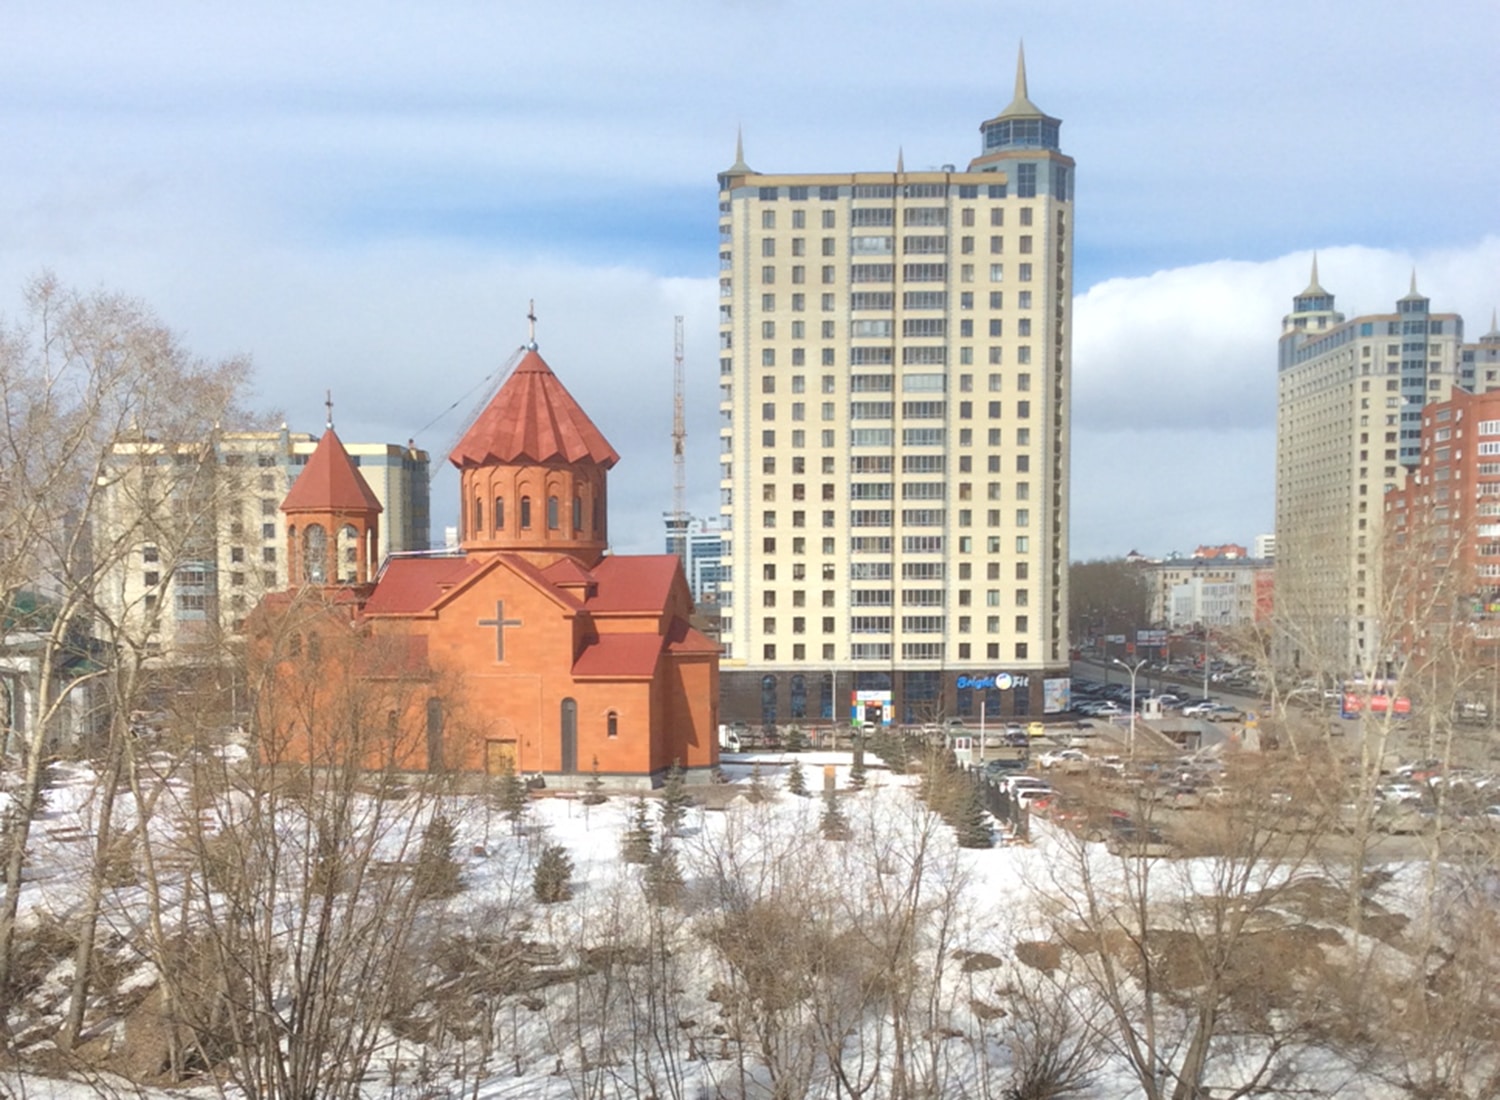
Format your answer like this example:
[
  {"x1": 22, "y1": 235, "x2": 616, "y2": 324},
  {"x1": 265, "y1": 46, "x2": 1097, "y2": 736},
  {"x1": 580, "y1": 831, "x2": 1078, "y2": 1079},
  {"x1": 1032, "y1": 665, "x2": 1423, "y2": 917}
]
[{"x1": 1114, "y1": 656, "x2": 1148, "y2": 760}]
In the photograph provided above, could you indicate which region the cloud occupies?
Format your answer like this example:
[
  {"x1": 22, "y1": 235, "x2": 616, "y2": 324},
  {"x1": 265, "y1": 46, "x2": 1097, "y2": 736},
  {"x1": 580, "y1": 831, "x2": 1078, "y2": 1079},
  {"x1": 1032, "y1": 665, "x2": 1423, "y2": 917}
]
[{"x1": 1069, "y1": 238, "x2": 1500, "y2": 559}]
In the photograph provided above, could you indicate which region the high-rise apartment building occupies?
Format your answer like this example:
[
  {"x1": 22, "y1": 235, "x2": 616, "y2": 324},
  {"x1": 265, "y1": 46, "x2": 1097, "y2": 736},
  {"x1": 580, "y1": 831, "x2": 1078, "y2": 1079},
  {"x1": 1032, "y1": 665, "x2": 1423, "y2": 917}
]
[
  {"x1": 98, "y1": 425, "x2": 429, "y2": 659},
  {"x1": 716, "y1": 50, "x2": 1074, "y2": 725},
  {"x1": 1274, "y1": 266, "x2": 1466, "y2": 672},
  {"x1": 664, "y1": 516, "x2": 726, "y2": 605}
]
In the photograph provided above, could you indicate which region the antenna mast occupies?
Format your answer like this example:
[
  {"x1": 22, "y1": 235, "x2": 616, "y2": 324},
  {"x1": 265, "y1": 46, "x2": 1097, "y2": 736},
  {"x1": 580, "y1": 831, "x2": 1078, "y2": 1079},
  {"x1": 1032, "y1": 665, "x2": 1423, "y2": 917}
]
[{"x1": 667, "y1": 316, "x2": 689, "y2": 564}]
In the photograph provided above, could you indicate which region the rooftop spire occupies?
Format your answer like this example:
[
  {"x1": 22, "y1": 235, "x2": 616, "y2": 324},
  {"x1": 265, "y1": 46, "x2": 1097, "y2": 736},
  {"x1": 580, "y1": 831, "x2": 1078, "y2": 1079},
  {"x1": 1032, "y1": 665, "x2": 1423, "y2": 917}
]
[
  {"x1": 1410, "y1": 268, "x2": 1419, "y2": 296},
  {"x1": 1300, "y1": 252, "x2": 1328, "y2": 297},
  {"x1": 324, "y1": 388, "x2": 334, "y2": 430},
  {"x1": 997, "y1": 40, "x2": 1047, "y2": 120},
  {"x1": 722, "y1": 126, "x2": 752, "y2": 177},
  {"x1": 896, "y1": 146, "x2": 905, "y2": 173},
  {"x1": 526, "y1": 299, "x2": 538, "y2": 351}
]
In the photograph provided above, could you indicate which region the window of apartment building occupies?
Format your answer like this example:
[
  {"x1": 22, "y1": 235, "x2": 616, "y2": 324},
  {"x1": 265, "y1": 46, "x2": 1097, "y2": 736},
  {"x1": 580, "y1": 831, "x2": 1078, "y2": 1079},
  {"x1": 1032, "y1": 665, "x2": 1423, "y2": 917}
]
[
  {"x1": 1019, "y1": 263, "x2": 1032, "y2": 282},
  {"x1": 762, "y1": 349, "x2": 776, "y2": 366},
  {"x1": 1015, "y1": 642, "x2": 1029, "y2": 659},
  {"x1": 822, "y1": 293, "x2": 835, "y2": 311},
  {"x1": 990, "y1": 208, "x2": 1004, "y2": 226},
  {"x1": 791, "y1": 293, "x2": 805, "y2": 311},
  {"x1": 262, "y1": 523, "x2": 276, "y2": 539},
  {"x1": 822, "y1": 209, "x2": 836, "y2": 228},
  {"x1": 762, "y1": 265, "x2": 775, "y2": 284},
  {"x1": 262, "y1": 547, "x2": 277, "y2": 563},
  {"x1": 761, "y1": 209, "x2": 776, "y2": 228},
  {"x1": 792, "y1": 208, "x2": 805, "y2": 228}
]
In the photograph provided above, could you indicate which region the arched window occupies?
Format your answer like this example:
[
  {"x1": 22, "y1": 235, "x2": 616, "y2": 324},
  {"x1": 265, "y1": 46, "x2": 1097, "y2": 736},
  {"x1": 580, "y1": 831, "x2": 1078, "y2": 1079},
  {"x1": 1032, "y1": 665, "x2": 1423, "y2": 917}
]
[
  {"x1": 573, "y1": 495, "x2": 583, "y2": 532},
  {"x1": 790, "y1": 674, "x2": 807, "y2": 719},
  {"x1": 289, "y1": 632, "x2": 302, "y2": 657},
  {"x1": 520, "y1": 496, "x2": 532, "y2": 529},
  {"x1": 607, "y1": 711, "x2": 618, "y2": 738},
  {"x1": 302, "y1": 523, "x2": 327, "y2": 583},
  {"x1": 494, "y1": 496, "x2": 504, "y2": 530},
  {"x1": 760, "y1": 673, "x2": 778, "y2": 727},
  {"x1": 547, "y1": 495, "x2": 559, "y2": 530},
  {"x1": 339, "y1": 524, "x2": 359, "y2": 582},
  {"x1": 474, "y1": 498, "x2": 483, "y2": 535}
]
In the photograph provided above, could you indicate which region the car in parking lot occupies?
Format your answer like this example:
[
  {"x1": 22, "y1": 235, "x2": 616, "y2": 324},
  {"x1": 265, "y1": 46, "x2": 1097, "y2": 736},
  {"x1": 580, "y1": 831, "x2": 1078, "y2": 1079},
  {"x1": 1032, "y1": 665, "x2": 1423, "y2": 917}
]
[
  {"x1": 1038, "y1": 748, "x2": 1090, "y2": 773},
  {"x1": 1105, "y1": 820, "x2": 1173, "y2": 858}
]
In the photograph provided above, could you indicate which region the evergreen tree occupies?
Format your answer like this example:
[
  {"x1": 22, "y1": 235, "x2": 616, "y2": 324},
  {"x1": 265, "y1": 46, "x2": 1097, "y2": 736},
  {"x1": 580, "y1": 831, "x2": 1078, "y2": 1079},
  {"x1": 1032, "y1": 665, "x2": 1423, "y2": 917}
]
[
  {"x1": 849, "y1": 738, "x2": 869, "y2": 791},
  {"x1": 659, "y1": 758, "x2": 693, "y2": 835},
  {"x1": 621, "y1": 796, "x2": 654, "y2": 864},
  {"x1": 785, "y1": 757, "x2": 809, "y2": 797},
  {"x1": 642, "y1": 846, "x2": 685, "y2": 907},
  {"x1": 532, "y1": 844, "x2": 574, "y2": 902},
  {"x1": 415, "y1": 813, "x2": 462, "y2": 899},
  {"x1": 954, "y1": 781, "x2": 995, "y2": 849},
  {"x1": 491, "y1": 760, "x2": 529, "y2": 835},
  {"x1": 820, "y1": 790, "x2": 851, "y2": 841},
  {"x1": 582, "y1": 756, "x2": 608, "y2": 806},
  {"x1": 785, "y1": 725, "x2": 807, "y2": 753},
  {"x1": 746, "y1": 761, "x2": 770, "y2": 803}
]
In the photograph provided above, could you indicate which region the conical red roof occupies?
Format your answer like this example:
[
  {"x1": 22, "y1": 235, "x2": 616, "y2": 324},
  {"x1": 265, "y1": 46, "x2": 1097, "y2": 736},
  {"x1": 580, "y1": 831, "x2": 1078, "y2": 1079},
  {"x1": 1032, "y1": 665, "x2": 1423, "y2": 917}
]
[
  {"x1": 449, "y1": 348, "x2": 619, "y2": 469},
  {"x1": 281, "y1": 428, "x2": 384, "y2": 515}
]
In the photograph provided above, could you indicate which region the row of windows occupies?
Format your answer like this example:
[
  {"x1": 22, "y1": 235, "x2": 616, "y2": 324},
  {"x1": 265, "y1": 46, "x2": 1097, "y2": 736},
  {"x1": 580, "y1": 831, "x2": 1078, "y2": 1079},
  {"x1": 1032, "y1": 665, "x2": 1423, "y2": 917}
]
[
  {"x1": 467, "y1": 493, "x2": 598, "y2": 538},
  {"x1": 753, "y1": 262, "x2": 1036, "y2": 285},
  {"x1": 752, "y1": 344, "x2": 1036, "y2": 368},
  {"x1": 756, "y1": 641, "x2": 1030, "y2": 662},
  {"x1": 761, "y1": 233, "x2": 1033, "y2": 258}
]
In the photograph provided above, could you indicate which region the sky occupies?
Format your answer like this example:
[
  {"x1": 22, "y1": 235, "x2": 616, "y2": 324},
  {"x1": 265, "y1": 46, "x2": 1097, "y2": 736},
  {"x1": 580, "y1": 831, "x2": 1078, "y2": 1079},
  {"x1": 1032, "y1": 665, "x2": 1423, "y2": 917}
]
[{"x1": 3, "y1": 0, "x2": 1498, "y2": 560}]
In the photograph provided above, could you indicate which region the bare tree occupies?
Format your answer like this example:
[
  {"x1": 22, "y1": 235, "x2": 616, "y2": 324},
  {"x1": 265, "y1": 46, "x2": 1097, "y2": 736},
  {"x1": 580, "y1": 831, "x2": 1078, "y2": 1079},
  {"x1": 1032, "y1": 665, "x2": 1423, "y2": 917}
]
[{"x1": 0, "y1": 275, "x2": 250, "y2": 997}]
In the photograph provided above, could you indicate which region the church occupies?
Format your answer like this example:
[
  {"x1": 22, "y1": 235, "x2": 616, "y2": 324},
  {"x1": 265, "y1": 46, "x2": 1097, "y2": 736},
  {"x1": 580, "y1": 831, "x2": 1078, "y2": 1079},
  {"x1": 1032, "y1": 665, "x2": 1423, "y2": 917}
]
[{"x1": 251, "y1": 335, "x2": 721, "y2": 785}]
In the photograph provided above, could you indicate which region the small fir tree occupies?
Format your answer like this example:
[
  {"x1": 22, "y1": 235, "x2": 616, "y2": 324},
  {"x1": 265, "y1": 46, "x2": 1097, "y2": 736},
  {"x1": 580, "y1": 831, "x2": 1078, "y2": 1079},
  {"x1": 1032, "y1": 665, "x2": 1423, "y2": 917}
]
[
  {"x1": 820, "y1": 790, "x2": 851, "y2": 841},
  {"x1": 746, "y1": 761, "x2": 770, "y2": 803},
  {"x1": 621, "y1": 796, "x2": 654, "y2": 864},
  {"x1": 785, "y1": 725, "x2": 808, "y2": 753},
  {"x1": 582, "y1": 756, "x2": 608, "y2": 806},
  {"x1": 954, "y1": 781, "x2": 995, "y2": 849},
  {"x1": 785, "y1": 757, "x2": 809, "y2": 797},
  {"x1": 532, "y1": 844, "x2": 574, "y2": 902},
  {"x1": 659, "y1": 758, "x2": 693, "y2": 835},
  {"x1": 416, "y1": 813, "x2": 462, "y2": 899},
  {"x1": 492, "y1": 760, "x2": 529, "y2": 835},
  {"x1": 642, "y1": 846, "x2": 685, "y2": 907},
  {"x1": 849, "y1": 739, "x2": 869, "y2": 791}
]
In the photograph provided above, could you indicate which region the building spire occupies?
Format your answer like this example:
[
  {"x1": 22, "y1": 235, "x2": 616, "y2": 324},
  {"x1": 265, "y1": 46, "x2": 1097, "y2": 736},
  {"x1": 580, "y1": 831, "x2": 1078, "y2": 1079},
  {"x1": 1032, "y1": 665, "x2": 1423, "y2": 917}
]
[
  {"x1": 526, "y1": 299, "x2": 538, "y2": 350},
  {"x1": 1300, "y1": 252, "x2": 1328, "y2": 296},
  {"x1": 722, "y1": 126, "x2": 752, "y2": 176},
  {"x1": 325, "y1": 389, "x2": 333, "y2": 430},
  {"x1": 1410, "y1": 268, "x2": 1419, "y2": 296},
  {"x1": 996, "y1": 40, "x2": 1048, "y2": 121},
  {"x1": 896, "y1": 146, "x2": 905, "y2": 173}
]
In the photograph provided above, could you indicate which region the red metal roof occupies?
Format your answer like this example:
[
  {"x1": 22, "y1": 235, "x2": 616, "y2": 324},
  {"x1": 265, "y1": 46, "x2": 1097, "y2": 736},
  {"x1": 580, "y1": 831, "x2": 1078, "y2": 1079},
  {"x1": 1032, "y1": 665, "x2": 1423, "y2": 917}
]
[
  {"x1": 572, "y1": 633, "x2": 663, "y2": 679},
  {"x1": 281, "y1": 428, "x2": 384, "y2": 515},
  {"x1": 361, "y1": 556, "x2": 482, "y2": 616},
  {"x1": 585, "y1": 555, "x2": 680, "y2": 614},
  {"x1": 449, "y1": 348, "x2": 620, "y2": 470}
]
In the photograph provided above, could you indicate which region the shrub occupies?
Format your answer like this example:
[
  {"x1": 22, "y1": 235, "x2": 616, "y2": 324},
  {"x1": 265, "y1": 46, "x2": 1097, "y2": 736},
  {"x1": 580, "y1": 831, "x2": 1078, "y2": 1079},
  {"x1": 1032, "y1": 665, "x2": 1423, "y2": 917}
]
[
  {"x1": 621, "y1": 797, "x2": 654, "y2": 864},
  {"x1": 532, "y1": 845, "x2": 574, "y2": 903}
]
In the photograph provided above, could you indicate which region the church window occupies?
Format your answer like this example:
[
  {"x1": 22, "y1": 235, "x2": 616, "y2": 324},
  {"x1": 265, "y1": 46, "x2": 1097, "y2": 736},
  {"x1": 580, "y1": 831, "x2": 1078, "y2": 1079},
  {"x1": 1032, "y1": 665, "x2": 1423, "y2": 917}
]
[
  {"x1": 303, "y1": 523, "x2": 327, "y2": 583},
  {"x1": 547, "y1": 496, "x2": 560, "y2": 530},
  {"x1": 607, "y1": 711, "x2": 618, "y2": 738},
  {"x1": 573, "y1": 495, "x2": 583, "y2": 532},
  {"x1": 495, "y1": 496, "x2": 504, "y2": 530},
  {"x1": 520, "y1": 496, "x2": 532, "y2": 529},
  {"x1": 289, "y1": 632, "x2": 302, "y2": 657},
  {"x1": 307, "y1": 634, "x2": 322, "y2": 663},
  {"x1": 474, "y1": 499, "x2": 483, "y2": 535}
]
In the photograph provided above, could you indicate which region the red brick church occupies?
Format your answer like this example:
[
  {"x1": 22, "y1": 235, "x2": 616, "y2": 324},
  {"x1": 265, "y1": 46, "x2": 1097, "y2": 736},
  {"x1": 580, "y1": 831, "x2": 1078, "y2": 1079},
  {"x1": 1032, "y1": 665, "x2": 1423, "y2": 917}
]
[{"x1": 252, "y1": 337, "x2": 721, "y2": 785}]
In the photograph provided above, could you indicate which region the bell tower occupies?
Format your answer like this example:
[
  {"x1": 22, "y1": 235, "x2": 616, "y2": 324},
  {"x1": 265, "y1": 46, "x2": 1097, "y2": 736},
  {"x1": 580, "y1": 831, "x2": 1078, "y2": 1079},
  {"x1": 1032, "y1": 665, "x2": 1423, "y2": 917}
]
[{"x1": 281, "y1": 400, "x2": 383, "y2": 586}]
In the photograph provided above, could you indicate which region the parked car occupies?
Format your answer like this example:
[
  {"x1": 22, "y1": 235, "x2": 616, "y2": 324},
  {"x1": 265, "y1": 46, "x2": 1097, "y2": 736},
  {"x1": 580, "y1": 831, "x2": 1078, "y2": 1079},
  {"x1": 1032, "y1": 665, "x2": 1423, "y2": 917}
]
[
  {"x1": 1105, "y1": 821, "x2": 1173, "y2": 858},
  {"x1": 1039, "y1": 748, "x2": 1090, "y2": 773}
]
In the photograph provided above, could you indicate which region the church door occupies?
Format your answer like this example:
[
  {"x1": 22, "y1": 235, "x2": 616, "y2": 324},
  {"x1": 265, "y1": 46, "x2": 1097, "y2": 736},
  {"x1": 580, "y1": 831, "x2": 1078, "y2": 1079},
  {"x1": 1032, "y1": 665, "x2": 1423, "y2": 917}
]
[
  {"x1": 485, "y1": 739, "x2": 517, "y2": 776},
  {"x1": 560, "y1": 698, "x2": 578, "y2": 774}
]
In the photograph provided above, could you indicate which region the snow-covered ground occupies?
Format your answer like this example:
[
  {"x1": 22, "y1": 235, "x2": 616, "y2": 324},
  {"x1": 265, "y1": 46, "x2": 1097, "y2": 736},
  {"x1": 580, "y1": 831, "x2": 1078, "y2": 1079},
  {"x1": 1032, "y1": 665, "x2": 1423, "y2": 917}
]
[{"x1": 2, "y1": 749, "x2": 1476, "y2": 1099}]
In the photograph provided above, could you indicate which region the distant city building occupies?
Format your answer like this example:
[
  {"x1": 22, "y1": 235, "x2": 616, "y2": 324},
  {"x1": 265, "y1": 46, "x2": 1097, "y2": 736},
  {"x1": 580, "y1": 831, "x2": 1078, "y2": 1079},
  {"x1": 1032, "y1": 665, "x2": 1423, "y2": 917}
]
[
  {"x1": 97, "y1": 425, "x2": 430, "y2": 659},
  {"x1": 1192, "y1": 543, "x2": 1248, "y2": 560},
  {"x1": 663, "y1": 516, "x2": 726, "y2": 605},
  {"x1": 1143, "y1": 557, "x2": 1272, "y2": 628},
  {"x1": 1386, "y1": 361, "x2": 1500, "y2": 659},
  {"x1": 1253, "y1": 533, "x2": 1276, "y2": 561},
  {"x1": 716, "y1": 47, "x2": 1075, "y2": 725},
  {"x1": 1274, "y1": 265, "x2": 1467, "y2": 672}
]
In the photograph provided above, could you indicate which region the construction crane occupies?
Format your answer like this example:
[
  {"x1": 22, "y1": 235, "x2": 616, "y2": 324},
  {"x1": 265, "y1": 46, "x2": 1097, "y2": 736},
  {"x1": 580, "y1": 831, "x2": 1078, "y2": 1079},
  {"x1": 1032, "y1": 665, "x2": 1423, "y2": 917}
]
[{"x1": 665, "y1": 315, "x2": 689, "y2": 564}]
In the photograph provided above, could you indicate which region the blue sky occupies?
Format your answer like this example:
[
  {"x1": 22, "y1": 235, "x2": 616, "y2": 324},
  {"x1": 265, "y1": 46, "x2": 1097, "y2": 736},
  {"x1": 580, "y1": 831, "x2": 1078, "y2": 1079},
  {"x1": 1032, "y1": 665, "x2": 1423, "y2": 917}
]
[{"x1": 3, "y1": 0, "x2": 1498, "y2": 559}]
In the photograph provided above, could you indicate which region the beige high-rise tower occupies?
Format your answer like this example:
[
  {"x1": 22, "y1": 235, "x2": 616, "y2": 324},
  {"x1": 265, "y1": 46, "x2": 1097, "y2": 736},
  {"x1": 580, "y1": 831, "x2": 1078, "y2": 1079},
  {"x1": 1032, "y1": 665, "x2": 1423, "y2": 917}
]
[
  {"x1": 716, "y1": 48, "x2": 1074, "y2": 725},
  {"x1": 1274, "y1": 265, "x2": 1466, "y2": 674}
]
